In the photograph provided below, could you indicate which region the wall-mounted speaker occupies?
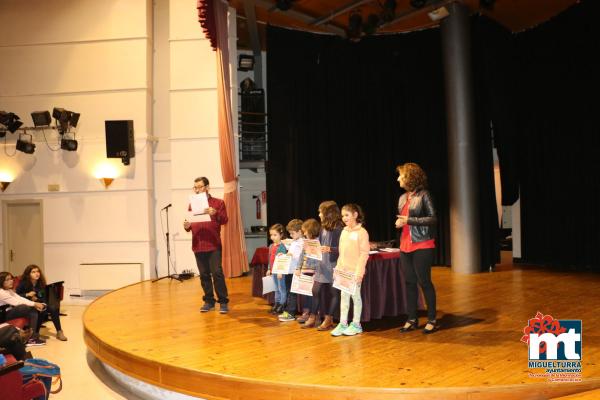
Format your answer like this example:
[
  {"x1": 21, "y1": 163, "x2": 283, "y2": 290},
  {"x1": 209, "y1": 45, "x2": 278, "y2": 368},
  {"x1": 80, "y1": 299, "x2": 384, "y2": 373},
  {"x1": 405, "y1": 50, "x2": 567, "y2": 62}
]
[{"x1": 105, "y1": 120, "x2": 135, "y2": 165}]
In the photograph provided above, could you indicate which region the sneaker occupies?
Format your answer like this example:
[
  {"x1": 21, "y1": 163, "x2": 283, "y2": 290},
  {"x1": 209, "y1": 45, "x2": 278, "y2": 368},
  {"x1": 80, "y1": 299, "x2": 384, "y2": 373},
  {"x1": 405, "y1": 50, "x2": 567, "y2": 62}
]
[
  {"x1": 219, "y1": 303, "x2": 229, "y2": 314},
  {"x1": 200, "y1": 303, "x2": 215, "y2": 312},
  {"x1": 26, "y1": 337, "x2": 46, "y2": 347},
  {"x1": 342, "y1": 322, "x2": 363, "y2": 336},
  {"x1": 330, "y1": 322, "x2": 348, "y2": 337},
  {"x1": 278, "y1": 311, "x2": 295, "y2": 322}
]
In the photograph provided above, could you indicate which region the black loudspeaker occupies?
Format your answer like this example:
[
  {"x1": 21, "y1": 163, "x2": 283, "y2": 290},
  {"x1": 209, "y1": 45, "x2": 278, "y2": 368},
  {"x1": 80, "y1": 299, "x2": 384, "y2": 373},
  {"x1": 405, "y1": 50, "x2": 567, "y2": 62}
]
[{"x1": 105, "y1": 120, "x2": 135, "y2": 164}]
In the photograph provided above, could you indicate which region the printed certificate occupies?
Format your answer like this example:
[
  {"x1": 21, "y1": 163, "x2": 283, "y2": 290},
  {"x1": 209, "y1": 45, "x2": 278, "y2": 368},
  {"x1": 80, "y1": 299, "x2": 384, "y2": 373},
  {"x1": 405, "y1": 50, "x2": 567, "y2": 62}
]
[
  {"x1": 333, "y1": 269, "x2": 358, "y2": 295},
  {"x1": 304, "y1": 239, "x2": 322, "y2": 261},
  {"x1": 290, "y1": 274, "x2": 314, "y2": 296},
  {"x1": 271, "y1": 253, "x2": 292, "y2": 274}
]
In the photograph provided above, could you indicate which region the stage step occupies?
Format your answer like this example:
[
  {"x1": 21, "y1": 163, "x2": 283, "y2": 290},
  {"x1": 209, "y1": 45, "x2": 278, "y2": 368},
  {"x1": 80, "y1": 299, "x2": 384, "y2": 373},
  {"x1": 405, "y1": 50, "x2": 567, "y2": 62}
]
[{"x1": 551, "y1": 388, "x2": 600, "y2": 399}]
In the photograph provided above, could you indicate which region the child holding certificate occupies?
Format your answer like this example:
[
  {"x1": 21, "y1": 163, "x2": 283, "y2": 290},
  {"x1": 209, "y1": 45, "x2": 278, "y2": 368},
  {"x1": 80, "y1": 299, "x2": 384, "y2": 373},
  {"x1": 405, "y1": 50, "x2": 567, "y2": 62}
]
[
  {"x1": 266, "y1": 224, "x2": 288, "y2": 315},
  {"x1": 278, "y1": 219, "x2": 306, "y2": 322},
  {"x1": 331, "y1": 204, "x2": 370, "y2": 337},
  {"x1": 299, "y1": 219, "x2": 323, "y2": 328},
  {"x1": 305, "y1": 201, "x2": 344, "y2": 330}
]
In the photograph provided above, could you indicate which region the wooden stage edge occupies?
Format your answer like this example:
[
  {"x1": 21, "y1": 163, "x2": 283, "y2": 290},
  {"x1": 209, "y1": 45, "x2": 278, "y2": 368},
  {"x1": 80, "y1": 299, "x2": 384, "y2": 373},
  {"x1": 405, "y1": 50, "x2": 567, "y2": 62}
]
[{"x1": 83, "y1": 264, "x2": 600, "y2": 400}]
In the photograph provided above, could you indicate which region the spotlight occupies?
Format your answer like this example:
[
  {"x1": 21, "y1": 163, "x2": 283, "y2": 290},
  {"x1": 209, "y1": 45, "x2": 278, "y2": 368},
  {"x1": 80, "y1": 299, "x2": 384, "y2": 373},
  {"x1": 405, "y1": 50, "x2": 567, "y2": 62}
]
[
  {"x1": 381, "y1": 0, "x2": 396, "y2": 22},
  {"x1": 276, "y1": 0, "x2": 293, "y2": 11},
  {"x1": 480, "y1": 0, "x2": 495, "y2": 10},
  {"x1": 347, "y1": 12, "x2": 363, "y2": 39},
  {"x1": 60, "y1": 138, "x2": 78, "y2": 151},
  {"x1": 0, "y1": 111, "x2": 23, "y2": 133},
  {"x1": 52, "y1": 107, "x2": 67, "y2": 121},
  {"x1": 52, "y1": 107, "x2": 80, "y2": 134},
  {"x1": 31, "y1": 111, "x2": 52, "y2": 127},
  {"x1": 16, "y1": 133, "x2": 36, "y2": 154},
  {"x1": 70, "y1": 112, "x2": 80, "y2": 127},
  {"x1": 410, "y1": 0, "x2": 427, "y2": 9},
  {"x1": 238, "y1": 54, "x2": 255, "y2": 71},
  {"x1": 363, "y1": 13, "x2": 380, "y2": 35}
]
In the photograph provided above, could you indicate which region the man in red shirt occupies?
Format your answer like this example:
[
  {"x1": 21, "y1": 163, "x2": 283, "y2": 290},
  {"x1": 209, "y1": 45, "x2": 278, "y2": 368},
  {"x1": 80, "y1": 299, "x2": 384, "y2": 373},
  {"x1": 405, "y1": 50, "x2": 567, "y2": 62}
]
[{"x1": 183, "y1": 177, "x2": 229, "y2": 313}]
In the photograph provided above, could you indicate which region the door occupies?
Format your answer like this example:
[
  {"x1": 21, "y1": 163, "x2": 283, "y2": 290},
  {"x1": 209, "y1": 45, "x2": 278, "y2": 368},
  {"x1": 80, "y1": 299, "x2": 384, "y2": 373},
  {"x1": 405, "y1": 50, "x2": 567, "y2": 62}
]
[{"x1": 3, "y1": 201, "x2": 44, "y2": 275}]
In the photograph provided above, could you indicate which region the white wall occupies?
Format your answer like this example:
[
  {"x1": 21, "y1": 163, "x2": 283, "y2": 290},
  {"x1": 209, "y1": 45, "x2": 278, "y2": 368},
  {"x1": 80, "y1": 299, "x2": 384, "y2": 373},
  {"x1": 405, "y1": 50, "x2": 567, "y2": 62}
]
[{"x1": 0, "y1": 0, "x2": 235, "y2": 289}]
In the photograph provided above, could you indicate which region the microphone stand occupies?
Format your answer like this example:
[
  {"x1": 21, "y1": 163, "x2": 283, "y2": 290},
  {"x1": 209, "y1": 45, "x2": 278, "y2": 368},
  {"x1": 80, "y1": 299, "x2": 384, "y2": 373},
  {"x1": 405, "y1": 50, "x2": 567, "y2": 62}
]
[{"x1": 153, "y1": 204, "x2": 182, "y2": 283}]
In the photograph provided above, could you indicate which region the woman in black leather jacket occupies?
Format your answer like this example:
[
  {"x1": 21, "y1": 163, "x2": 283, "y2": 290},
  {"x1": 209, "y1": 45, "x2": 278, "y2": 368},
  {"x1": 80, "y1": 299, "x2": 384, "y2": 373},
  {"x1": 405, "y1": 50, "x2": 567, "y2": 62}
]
[{"x1": 395, "y1": 163, "x2": 439, "y2": 334}]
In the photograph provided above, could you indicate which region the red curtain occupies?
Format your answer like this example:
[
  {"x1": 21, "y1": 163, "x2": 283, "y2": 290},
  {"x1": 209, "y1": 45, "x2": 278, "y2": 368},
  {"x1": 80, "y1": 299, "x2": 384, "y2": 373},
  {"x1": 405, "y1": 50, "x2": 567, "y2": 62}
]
[{"x1": 199, "y1": 0, "x2": 249, "y2": 277}]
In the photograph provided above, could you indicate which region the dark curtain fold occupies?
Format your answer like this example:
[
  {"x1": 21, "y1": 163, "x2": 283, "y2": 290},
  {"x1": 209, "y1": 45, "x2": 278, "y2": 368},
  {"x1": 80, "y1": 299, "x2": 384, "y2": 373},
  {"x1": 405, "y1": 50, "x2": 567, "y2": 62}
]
[
  {"x1": 267, "y1": 25, "x2": 500, "y2": 269},
  {"x1": 510, "y1": 0, "x2": 600, "y2": 268}
]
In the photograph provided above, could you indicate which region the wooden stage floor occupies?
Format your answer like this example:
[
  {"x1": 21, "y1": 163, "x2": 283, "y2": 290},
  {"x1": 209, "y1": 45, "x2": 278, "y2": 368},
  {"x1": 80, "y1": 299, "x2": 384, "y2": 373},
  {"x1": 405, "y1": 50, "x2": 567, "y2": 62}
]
[{"x1": 83, "y1": 260, "x2": 600, "y2": 399}]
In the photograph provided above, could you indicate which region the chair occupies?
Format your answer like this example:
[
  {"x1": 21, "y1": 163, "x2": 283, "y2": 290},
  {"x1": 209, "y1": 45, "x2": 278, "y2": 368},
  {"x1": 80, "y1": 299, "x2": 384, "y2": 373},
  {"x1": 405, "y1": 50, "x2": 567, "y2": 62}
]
[{"x1": 0, "y1": 354, "x2": 46, "y2": 400}]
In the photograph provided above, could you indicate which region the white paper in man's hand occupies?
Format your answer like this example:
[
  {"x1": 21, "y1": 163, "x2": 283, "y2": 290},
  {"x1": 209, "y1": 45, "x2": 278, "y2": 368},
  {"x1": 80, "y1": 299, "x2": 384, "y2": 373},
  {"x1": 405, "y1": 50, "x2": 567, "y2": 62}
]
[
  {"x1": 188, "y1": 212, "x2": 211, "y2": 223},
  {"x1": 189, "y1": 193, "x2": 209, "y2": 215}
]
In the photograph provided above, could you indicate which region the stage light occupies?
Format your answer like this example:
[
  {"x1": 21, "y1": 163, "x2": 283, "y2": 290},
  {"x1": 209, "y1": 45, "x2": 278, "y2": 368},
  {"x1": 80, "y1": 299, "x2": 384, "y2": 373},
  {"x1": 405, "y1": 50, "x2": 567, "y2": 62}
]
[
  {"x1": 70, "y1": 112, "x2": 80, "y2": 127},
  {"x1": 238, "y1": 54, "x2": 255, "y2": 71},
  {"x1": 16, "y1": 133, "x2": 36, "y2": 154},
  {"x1": 60, "y1": 138, "x2": 78, "y2": 151},
  {"x1": 410, "y1": 0, "x2": 427, "y2": 9},
  {"x1": 0, "y1": 111, "x2": 23, "y2": 133},
  {"x1": 347, "y1": 12, "x2": 363, "y2": 39},
  {"x1": 31, "y1": 111, "x2": 52, "y2": 127},
  {"x1": 52, "y1": 107, "x2": 80, "y2": 134},
  {"x1": 363, "y1": 13, "x2": 380, "y2": 35},
  {"x1": 276, "y1": 0, "x2": 293, "y2": 11}
]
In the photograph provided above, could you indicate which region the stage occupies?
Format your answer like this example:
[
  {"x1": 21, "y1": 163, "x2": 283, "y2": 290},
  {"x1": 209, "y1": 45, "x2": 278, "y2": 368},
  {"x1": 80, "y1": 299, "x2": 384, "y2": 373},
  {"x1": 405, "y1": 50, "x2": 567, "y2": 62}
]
[{"x1": 83, "y1": 259, "x2": 600, "y2": 399}]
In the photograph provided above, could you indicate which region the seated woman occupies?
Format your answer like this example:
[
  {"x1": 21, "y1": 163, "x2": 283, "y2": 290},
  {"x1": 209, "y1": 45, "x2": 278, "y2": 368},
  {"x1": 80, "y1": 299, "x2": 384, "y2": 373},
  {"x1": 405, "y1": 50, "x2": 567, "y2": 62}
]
[
  {"x1": 0, "y1": 272, "x2": 45, "y2": 346},
  {"x1": 16, "y1": 265, "x2": 67, "y2": 341}
]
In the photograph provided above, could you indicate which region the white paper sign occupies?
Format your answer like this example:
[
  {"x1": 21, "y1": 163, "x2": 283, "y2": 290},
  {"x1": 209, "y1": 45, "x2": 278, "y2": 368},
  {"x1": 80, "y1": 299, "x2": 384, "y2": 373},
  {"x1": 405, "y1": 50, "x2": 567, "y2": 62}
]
[
  {"x1": 262, "y1": 276, "x2": 276, "y2": 295},
  {"x1": 290, "y1": 274, "x2": 314, "y2": 296}
]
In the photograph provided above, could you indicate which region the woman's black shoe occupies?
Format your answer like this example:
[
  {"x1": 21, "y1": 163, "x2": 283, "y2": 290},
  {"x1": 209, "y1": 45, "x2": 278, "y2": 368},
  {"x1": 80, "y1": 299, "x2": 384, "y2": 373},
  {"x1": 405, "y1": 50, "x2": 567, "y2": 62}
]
[
  {"x1": 275, "y1": 303, "x2": 285, "y2": 314},
  {"x1": 399, "y1": 319, "x2": 418, "y2": 332},
  {"x1": 423, "y1": 320, "x2": 439, "y2": 334},
  {"x1": 270, "y1": 303, "x2": 280, "y2": 314}
]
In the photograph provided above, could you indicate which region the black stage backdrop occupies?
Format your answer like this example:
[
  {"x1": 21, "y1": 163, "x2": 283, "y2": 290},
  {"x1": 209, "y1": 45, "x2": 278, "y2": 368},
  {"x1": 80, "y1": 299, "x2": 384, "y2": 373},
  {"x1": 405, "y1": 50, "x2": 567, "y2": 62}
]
[
  {"x1": 266, "y1": 25, "x2": 500, "y2": 269},
  {"x1": 510, "y1": 1, "x2": 600, "y2": 268},
  {"x1": 472, "y1": 0, "x2": 600, "y2": 269}
]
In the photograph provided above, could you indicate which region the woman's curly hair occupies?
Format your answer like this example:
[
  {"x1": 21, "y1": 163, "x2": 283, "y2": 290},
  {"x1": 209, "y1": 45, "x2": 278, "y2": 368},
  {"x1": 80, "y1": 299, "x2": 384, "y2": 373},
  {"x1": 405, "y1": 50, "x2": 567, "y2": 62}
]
[{"x1": 396, "y1": 162, "x2": 428, "y2": 192}]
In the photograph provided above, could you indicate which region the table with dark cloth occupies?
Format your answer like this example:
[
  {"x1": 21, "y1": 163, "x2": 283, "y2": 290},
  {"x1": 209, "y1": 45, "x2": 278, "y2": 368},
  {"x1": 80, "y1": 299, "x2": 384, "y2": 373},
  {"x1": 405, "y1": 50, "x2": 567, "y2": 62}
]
[{"x1": 250, "y1": 247, "x2": 419, "y2": 322}]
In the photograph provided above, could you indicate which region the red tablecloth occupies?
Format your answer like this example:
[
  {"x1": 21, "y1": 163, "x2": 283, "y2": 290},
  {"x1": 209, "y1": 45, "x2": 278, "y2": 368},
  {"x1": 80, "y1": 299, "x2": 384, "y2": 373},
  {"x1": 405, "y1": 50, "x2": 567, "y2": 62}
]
[{"x1": 250, "y1": 247, "x2": 420, "y2": 322}]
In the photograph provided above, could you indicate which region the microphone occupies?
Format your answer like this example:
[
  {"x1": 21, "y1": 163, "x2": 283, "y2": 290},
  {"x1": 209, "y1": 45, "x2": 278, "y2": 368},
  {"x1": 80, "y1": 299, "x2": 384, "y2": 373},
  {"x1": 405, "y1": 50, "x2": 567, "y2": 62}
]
[{"x1": 161, "y1": 203, "x2": 172, "y2": 210}]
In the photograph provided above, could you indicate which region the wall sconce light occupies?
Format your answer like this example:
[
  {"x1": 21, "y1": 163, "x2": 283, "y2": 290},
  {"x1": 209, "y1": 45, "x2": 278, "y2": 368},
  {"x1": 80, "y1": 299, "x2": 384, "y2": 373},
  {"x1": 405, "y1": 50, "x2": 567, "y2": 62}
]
[
  {"x1": 100, "y1": 177, "x2": 114, "y2": 189},
  {"x1": 94, "y1": 161, "x2": 119, "y2": 189},
  {"x1": 0, "y1": 172, "x2": 14, "y2": 192}
]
